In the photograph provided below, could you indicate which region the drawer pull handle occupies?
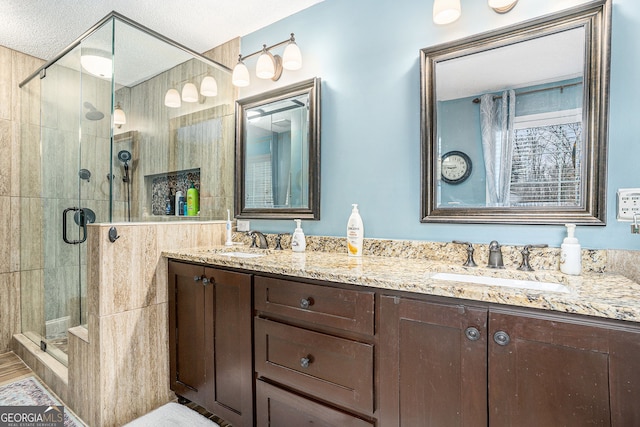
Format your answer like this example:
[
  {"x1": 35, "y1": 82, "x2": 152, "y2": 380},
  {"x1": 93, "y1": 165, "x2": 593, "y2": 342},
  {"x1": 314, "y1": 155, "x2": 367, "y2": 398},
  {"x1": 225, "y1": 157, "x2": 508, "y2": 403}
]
[
  {"x1": 493, "y1": 330, "x2": 511, "y2": 346},
  {"x1": 300, "y1": 357, "x2": 311, "y2": 368},
  {"x1": 465, "y1": 327, "x2": 480, "y2": 341},
  {"x1": 300, "y1": 298, "x2": 313, "y2": 309}
]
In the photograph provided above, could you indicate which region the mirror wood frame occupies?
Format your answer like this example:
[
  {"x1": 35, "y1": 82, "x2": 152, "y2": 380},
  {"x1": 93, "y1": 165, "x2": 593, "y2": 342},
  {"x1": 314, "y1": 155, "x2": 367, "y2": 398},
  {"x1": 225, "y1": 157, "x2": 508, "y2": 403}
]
[
  {"x1": 235, "y1": 77, "x2": 321, "y2": 219},
  {"x1": 420, "y1": 0, "x2": 611, "y2": 225}
]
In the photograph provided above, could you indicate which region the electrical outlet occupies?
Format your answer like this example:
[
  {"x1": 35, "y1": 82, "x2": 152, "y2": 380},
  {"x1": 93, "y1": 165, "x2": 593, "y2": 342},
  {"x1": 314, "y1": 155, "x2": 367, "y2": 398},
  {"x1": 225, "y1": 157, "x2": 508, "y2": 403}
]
[
  {"x1": 617, "y1": 188, "x2": 640, "y2": 221},
  {"x1": 236, "y1": 219, "x2": 250, "y2": 232}
]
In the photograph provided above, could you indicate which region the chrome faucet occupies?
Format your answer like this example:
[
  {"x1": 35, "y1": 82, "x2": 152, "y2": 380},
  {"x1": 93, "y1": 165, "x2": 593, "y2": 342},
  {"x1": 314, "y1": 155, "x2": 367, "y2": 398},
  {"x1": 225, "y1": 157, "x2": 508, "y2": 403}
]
[
  {"x1": 247, "y1": 230, "x2": 269, "y2": 249},
  {"x1": 487, "y1": 240, "x2": 504, "y2": 269}
]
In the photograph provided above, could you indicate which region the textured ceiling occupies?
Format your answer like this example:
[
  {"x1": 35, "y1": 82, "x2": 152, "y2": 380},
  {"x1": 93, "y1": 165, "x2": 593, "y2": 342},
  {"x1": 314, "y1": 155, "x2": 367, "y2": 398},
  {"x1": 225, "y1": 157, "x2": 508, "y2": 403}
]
[{"x1": 0, "y1": 0, "x2": 324, "y2": 61}]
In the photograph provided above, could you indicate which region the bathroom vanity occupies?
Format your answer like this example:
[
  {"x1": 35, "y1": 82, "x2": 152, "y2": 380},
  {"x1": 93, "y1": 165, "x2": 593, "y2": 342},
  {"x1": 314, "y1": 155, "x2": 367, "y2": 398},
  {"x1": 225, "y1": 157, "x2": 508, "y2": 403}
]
[{"x1": 166, "y1": 247, "x2": 640, "y2": 426}]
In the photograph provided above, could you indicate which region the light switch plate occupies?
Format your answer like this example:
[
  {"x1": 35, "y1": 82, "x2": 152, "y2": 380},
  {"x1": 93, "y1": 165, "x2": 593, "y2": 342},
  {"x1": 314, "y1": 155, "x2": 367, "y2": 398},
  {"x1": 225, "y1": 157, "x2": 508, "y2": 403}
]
[
  {"x1": 617, "y1": 188, "x2": 640, "y2": 221},
  {"x1": 236, "y1": 219, "x2": 250, "y2": 232}
]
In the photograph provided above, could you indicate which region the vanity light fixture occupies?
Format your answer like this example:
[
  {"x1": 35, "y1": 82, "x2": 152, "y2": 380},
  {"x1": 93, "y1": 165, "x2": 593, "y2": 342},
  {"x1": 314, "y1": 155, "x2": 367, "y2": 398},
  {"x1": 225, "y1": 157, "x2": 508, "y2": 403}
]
[
  {"x1": 232, "y1": 33, "x2": 302, "y2": 87},
  {"x1": 113, "y1": 102, "x2": 126, "y2": 128},
  {"x1": 200, "y1": 76, "x2": 218, "y2": 97},
  {"x1": 164, "y1": 75, "x2": 219, "y2": 107},
  {"x1": 432, "y1": 0, "x2": 518, "y2": 24}
]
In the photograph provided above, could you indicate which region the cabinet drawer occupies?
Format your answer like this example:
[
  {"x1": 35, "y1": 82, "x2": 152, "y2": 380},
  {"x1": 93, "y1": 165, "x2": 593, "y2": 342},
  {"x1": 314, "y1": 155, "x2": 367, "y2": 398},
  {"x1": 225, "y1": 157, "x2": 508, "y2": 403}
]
[
  {"x1": 255, "y1": 318, "x2": 374, "y2": 414},
  {"x1": 256, "y1": 380, "x2": 374, "y2": 427},
  {"x1": 254, "y1": 276, "x2": 374, "y2": 335}
]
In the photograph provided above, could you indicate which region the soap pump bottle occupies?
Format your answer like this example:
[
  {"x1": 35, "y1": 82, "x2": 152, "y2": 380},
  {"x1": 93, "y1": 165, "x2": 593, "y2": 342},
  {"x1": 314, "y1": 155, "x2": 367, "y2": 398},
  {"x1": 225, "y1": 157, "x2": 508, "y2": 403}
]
[
  {"x1": 560, "y1": 223, "x2": 581, "y2": 275},
  {"x1": 291, "y1": 219, "x2": 306, "y2": 252},
  {"x1": 347, "y1": 204, "x2": 364, "y2": 257},
  {"x1": 225, "y1": 209, "x2": 233, "y2": 246}
]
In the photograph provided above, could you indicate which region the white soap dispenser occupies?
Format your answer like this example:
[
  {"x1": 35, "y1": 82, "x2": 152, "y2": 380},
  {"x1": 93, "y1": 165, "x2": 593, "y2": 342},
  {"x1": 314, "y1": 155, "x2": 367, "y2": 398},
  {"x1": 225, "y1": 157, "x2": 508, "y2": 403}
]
[
  {"x1": 291, "y1": 219, "x2": 306, "y2": 252},
  {"x1": 560, "y1": 223, "x2": 581, "y2": 275}
]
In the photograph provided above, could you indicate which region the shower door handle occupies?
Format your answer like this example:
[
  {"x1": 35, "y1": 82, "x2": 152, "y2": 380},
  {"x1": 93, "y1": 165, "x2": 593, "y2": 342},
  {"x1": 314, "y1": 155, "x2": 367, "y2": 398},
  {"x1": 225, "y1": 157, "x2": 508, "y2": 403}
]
[{"x1": 63, "y1": 207, "x2": 87, "y2": 244}]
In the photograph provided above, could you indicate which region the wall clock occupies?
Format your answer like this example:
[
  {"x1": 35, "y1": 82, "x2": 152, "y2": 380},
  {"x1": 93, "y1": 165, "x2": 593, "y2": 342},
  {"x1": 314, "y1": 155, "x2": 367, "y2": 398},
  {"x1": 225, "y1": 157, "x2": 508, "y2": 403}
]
[{"x1": 441, "y1": 151, "x2": 472, "y2": 184}]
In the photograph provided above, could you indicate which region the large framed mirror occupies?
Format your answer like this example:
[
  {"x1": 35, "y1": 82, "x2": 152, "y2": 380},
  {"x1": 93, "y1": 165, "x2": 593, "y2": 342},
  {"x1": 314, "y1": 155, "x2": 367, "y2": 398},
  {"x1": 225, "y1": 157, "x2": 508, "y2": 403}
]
[
  {"x1": 235, "y1": 77, "x2": 321, "y2": 219},
  {"x1": 421, "y1": 1, "x2": 610, "y2": 224}
]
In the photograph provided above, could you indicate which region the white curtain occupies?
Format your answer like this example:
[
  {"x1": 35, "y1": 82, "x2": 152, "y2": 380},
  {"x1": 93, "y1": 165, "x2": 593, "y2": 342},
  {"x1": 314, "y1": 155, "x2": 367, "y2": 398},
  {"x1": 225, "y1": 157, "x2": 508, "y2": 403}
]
[{"x1": 479, "y1": 90, "x2": 515, "y2": 206}]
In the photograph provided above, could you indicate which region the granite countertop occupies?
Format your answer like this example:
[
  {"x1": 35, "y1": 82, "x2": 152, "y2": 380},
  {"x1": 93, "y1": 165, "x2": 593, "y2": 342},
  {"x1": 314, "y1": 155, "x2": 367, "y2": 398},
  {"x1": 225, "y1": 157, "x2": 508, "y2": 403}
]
[{"x1": 163, "y1": 246, "x2": 640, "y2": 323}]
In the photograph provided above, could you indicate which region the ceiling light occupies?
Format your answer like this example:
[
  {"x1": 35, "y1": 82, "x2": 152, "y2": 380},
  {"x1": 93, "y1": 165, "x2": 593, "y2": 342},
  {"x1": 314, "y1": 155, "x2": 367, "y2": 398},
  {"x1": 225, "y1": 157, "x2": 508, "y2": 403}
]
[
  {"x1": 114, "y1": 102, "x2": 126, "y2": 128},
  {"x1": 282, "y1": 34, "x2": 302, "y2": 71},
  {"x1": 232, "y1": 59, "x2": 251, "y2": 87},
  {"x1": 433, "y1": 0, "x2": 461, "y2": 25},
  {"x1": 200, "y1": 76, "x2": 218, "y2": 97},
  {"x1": 80, "y1": 48, "x2": 112, "y2": 79},
  {"x1": 164, "y1": 88, "x2": 181, "y2": 108},
  {"x1": 181, "y1": 82, "x2": 199, "y2": 103},
  {"x1": 488, "y1": 0, "x2": 518, "y2": 13}
]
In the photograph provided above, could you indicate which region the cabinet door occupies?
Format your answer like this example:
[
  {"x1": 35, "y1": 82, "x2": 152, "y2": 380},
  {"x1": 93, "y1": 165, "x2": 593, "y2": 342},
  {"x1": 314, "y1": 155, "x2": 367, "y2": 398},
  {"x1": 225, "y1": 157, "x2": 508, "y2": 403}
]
[
  {"x1": 205, "y1": 267, "x2": 253, "y2": 427},
  {"x1": 489, "y1": 309, "x2": 612, "y2": 427},
  {"x1": 168, "y1": 261, "x2": 208, "y2": 407},
  {"x1": 379, "y1": 296, "x2": 488, "y2": 427}
]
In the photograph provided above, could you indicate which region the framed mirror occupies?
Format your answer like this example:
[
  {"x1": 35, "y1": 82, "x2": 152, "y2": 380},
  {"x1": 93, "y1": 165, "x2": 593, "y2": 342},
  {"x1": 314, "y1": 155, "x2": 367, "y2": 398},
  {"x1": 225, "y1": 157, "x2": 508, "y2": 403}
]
[
  {"x1": 421, "y1": 1, "x2": 610, "y2": 224},
  {"x1": 235, "y1": 77, "x2": 321, "y2": 219}
]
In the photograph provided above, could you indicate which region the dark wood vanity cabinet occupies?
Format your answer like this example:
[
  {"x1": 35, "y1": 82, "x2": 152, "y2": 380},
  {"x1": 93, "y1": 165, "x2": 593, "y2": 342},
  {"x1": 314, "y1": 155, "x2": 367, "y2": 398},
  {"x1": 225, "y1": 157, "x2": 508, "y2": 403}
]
[
  {"x1": 379, "y1": 295, "x2": 640, "y2": 427},
  {"x1": 168, "y1": 260, "x2": 253, "y2": 427},
  {"x1": 254, "y1": 276, "x2": 376, "y2": 427}
]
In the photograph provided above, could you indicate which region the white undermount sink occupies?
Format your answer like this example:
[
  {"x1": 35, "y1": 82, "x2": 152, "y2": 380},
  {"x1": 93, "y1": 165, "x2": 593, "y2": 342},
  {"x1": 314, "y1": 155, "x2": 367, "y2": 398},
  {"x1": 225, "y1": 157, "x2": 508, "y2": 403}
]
[
  {"x1": 218, "y1": 252, "x2": 265, "y2": 258},
  {"x1": 431, "y1": 272, "x2": 570, "y2": 294}
]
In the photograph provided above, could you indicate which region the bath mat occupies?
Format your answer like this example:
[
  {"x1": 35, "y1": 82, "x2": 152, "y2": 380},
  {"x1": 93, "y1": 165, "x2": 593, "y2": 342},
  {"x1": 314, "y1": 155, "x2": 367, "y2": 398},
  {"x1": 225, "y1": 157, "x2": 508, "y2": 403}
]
[
  {"x1": 0, "y1": 376, "x2": 83, "y2": 426},
  {"x1": 124, "y1": 402, "x2": 220, "y2": 427}
]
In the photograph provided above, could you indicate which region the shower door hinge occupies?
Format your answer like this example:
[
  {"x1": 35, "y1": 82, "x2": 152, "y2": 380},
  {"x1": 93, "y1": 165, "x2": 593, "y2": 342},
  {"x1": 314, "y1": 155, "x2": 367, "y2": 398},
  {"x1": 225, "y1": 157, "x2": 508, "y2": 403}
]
[
  {"x1": 40, "y1": 340, "x2": 47, "y2": 351},
  {"x1": 39, "y1": 69, "x2": 46, "y2": 79}
]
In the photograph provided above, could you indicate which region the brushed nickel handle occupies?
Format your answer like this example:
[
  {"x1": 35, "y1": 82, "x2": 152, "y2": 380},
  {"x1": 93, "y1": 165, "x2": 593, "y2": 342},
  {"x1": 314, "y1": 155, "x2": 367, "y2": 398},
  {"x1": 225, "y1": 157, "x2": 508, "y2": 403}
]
[
  {"x1": 202, "y1": 277, "x2": 210, "y2": 286},
  {"x1": 193, "y1": 276, "x2": 201, "y2": 282},
  {"x1": 300, "y1": 298, "x2": 313, "y2": 309},
  {"x1": 300, "y1": 356, "x2": 311, "y2": 368},
  {"x1": 465, "y1": 327, "x2": 480, "y2": 341},
  {"x1": 493, "y1": 330, "x2": 511, "y2": 346}
]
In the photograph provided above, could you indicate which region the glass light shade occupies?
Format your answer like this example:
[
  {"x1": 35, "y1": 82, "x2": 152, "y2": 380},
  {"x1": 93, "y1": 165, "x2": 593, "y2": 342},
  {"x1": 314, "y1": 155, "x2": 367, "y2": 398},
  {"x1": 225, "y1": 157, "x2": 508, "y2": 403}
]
[
  {"x1": 164, "y1": 88, "x2": 181, "y2": 108},
  {"x1": 282, "y1": 42, "x2": 302, "y2": 70},
  {"x1": 181, "y1": 83, "x2": 199, "y2": 103},
  {"x1": 488, "y1": 0, "x2": 516, "y2": 8},
  {"x1": 256, "y1": 52, "x2": 276, "y2": 79},
  {"x1": 80, "y1": 49, "x2": 112, "y2": 79},
  {"x1": 433, "y1": 0, "x2": 461, "y2": 25},
  {"x1": 232, "y1": 62, "x2": 250, "y2": 87},
  {"x1": 113, "y1": 105, "x2": 126, "y2": 126},
  {"x1": 200, "y1": 76, "x2": 218, "y2": 97}
]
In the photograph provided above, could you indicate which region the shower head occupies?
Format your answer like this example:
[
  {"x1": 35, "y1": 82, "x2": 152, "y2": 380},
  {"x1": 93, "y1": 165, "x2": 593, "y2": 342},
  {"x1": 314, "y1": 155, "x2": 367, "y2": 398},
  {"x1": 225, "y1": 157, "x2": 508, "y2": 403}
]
[
  {"x1": 118, "y1": 150, "x2": 132, "y2": 164},
  {"x1": 84, "y1": 102, "x2": 104, "y2": 121}
]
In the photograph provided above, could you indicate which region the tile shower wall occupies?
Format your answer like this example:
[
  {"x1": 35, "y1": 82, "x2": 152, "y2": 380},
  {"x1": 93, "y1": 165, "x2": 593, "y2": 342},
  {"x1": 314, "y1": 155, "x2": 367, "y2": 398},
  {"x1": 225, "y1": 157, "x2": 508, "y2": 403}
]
[{"x1": 1, "y1": 45, "x2": 43, "y2": 353}]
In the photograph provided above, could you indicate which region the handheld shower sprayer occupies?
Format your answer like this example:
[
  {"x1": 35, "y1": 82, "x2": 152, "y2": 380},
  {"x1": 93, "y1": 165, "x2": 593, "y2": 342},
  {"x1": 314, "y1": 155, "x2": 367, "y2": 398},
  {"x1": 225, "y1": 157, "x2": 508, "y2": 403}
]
[{"x1": 117, "y1": 150, "x2": 132, "y2": 183}]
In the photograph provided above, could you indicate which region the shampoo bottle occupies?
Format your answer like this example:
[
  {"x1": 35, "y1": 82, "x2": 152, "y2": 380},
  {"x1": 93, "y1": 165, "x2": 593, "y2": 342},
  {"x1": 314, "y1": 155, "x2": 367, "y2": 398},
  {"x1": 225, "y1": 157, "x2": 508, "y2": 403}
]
[
  {"x1": 347, "y1": 204, "x2": 364, "y2": 257},
  {"x1": 186, "y1": 182, "x2": 199, "y2": 216},
  {"x1": 175, "y1": 191, "x2": 184, "y2": 216},
  {"x1": 291, "y1": 219, "x2": 306, "y2": 252},
  {"x1": 560, "y1": 223, "x2": 581, "y2": 275}
]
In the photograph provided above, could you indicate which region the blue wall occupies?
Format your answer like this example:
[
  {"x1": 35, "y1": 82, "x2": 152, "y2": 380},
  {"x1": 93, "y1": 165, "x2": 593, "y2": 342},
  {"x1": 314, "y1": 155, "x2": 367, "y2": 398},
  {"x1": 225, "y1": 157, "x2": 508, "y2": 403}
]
[{"x1": 238, "y1": 0, "x2": 640, "y2": 250}]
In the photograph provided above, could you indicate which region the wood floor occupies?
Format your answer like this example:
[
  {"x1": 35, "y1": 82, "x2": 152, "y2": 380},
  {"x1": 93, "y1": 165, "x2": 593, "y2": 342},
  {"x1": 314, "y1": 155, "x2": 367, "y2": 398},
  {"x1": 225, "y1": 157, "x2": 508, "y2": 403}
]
[
  {"x1": 0, "y1": 352, "x2": 232, "y2": 426},
  {"x1": 0, "y1": 351, "x2": 33, "y2": 386}
]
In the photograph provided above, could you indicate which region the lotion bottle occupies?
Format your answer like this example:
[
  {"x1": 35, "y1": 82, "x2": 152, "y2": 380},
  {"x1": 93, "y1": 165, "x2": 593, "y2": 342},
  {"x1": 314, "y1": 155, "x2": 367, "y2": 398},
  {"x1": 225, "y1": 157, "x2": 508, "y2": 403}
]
[
  {"x1": 347, "y1": 204, "x2": 364, "y2": 257},
  {"x1": 560, "y1": 223, "x2": 581, "y2": 275},
  {"x1": 291, "y1": 219, "x2": 306, "y2": 252}
]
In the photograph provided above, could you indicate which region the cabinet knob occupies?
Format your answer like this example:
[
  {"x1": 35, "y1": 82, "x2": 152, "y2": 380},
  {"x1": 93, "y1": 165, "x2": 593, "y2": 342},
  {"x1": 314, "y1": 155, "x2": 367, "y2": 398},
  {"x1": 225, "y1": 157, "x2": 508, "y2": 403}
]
[
  {"x1": 300, "y1": 357, "x2": 311, "y2": 368},
  {"x1": 465, "y1": 327, "x2": 481, "y2": 341},
  {"x1": 300, "y1": 298, "x2": 313, "y2": 309},
  {"x1": 202, "y1": 277, "x2": 210, "y2": 286},
  {"x1": 493, "y1": 330, "x2": 511, "y2": 346},
  {"x1": 193, "y1": 276, "x2": 201, "y2": 282}
]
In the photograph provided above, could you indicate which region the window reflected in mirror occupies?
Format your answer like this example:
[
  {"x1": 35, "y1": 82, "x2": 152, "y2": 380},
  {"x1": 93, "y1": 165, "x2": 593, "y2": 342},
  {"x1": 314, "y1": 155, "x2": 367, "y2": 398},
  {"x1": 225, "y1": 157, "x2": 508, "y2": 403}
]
[{"x1": 236, "y1": 78, "x2": 321, "y2": 219}]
